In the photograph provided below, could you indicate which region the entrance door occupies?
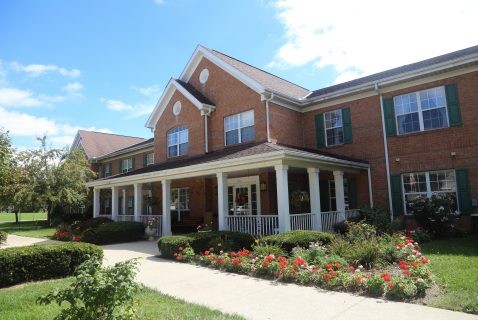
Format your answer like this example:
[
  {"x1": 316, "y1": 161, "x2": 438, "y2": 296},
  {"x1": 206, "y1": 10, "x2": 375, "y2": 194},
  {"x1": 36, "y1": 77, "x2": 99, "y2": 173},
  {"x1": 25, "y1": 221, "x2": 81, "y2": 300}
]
[
  {"x1": 227, "y1": 176, "x2": 260, "y2": 216},
  {"x1": 233, "y1": 186, "x2": 251, "y2": 215}
]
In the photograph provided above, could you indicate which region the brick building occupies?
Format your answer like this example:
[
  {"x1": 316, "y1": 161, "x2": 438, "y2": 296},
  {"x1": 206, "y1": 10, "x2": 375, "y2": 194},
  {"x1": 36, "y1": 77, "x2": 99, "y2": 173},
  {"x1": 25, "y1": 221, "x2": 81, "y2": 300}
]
[{"x1": 80, "y1": 45, "x2": 478, "y2": 236}]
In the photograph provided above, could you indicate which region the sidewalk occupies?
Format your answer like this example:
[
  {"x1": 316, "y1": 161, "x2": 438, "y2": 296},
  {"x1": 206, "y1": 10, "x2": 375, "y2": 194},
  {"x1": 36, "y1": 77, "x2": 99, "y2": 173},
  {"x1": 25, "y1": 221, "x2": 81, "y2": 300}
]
[{"x1": 3, "y1": 235, "x2": 477, "y2": 320}]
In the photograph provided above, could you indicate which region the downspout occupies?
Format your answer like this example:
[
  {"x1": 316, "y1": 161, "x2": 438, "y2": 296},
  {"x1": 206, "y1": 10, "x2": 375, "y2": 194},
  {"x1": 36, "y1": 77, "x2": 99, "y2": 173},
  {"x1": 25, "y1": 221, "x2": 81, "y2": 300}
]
[
  {"x1": 376, "y1": 83, "x2": 394, "y2": 221},
  {"x1": 261, "y1": 92, "x2": 273, "y2": 142},
  {"x1": 202, "y1": 107, "x2": 213, "y2": 153},
  {"x1": 367, "y1": 167, "x2": 374, "y2": 208}
]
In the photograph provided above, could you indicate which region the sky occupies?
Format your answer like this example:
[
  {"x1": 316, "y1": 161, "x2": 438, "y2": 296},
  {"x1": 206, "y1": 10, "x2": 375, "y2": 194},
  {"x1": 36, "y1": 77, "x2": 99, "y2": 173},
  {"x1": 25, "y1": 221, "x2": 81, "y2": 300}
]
[{"x1": 1, "y1": 0, "x2": 477, "y2": 150}]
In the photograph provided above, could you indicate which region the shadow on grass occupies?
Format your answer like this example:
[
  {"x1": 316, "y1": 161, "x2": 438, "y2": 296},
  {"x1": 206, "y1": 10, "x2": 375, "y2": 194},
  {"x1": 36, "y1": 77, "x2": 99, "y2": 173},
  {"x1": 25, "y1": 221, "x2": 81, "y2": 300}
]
[
  {"x1": 0, "y1": 220, "x2": 55, "y2": 239},
  {"x1": 421, "y1": 235, "x2": 478, "y2": 256}
]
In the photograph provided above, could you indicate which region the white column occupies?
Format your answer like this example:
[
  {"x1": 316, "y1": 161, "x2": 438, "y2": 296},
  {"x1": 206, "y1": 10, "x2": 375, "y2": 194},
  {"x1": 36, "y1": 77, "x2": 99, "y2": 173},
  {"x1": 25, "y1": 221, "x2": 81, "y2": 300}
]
[
  {"x1": 216, "y1": 172, "x2": 228, "y2": 231},
  {"x1": 275, "y1": 164, "x2": 290, "y2": 233},
  {"x1": 93, "y1": 188, "x2": 100, "y2": 218},
  {"x1": 333, "y1": 170, "x2": 346, "y2": 221},
  {"x1": 122, "y1": 189, "x2": 126, "y2": 215},
  {"x1": 134, "y1": 183, "x2": 142, "y2": 222},
  {"x1": 307, "y1": 168, "x2": 322, "y2": 231},
  {"x1": 161, "y1": 180, "x2": 172, "y2": 236},
  {"x1": 111, "y1": 186, "x2": 119, "y2": 221}
]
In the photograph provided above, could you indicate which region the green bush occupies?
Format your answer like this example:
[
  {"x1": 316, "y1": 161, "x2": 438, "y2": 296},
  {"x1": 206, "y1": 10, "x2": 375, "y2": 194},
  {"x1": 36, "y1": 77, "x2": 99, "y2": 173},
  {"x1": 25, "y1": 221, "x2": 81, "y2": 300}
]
[
  {"x1": 410, "y1": 194, "x2": 456, "y2": 238},
  {"x1": 253, "y1": 243, "x2": 287, "y2": 257},
  {"x1": 158, "y1": 231, "x2": 255, "y2": 259},
  {"x1": 0, "y1": 231, "x2": 7, "y2": 244},
  {"x1": 72, "y1": 217, "x2": 114, "y2": 233},
  {"x1": 81, "y1": 221, "x2": 144, "y2": 245},
  {"x1": 0, "y1": 243, "x2": 103, "y2": 288},
  {"x1": 261, "y1": 230, "x2": 334, "y2": 253},
  {"x1": 38, "y1": 258, "x2": 139, "y2": 320},
  {"x1": 360, "y1": 206, "x2": 391, "y2": 233}
]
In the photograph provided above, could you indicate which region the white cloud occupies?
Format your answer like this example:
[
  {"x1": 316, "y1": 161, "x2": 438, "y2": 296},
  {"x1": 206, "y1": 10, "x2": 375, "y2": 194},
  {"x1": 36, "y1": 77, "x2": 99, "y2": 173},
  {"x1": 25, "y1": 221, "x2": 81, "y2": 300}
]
[
  {"x1": 61, "y1": 82, "x2": 83, "y2": 96},
  {"x1": 11, "y1": 62, "x2": 81, "y2": 78},
  {"x1": 0, "y1": 88, "x2": 43, "y2": 107},
  {"x1": 0, "y1": 60, "x2": 7, "y2": 86},
  {"x1": 270, "y1": 0, "x2": 478, "y2": 85},
  {"x1": 107, "y1": 99, "x2": 134, "y2": 111},
  {"x1": 154, "y1": 0, "x2": 165, "y2": 5},
  {"x1": 131, "y1": 84, "x2": 162, "y2": 96},
  {"x1": 106, "y1": 98, "x2": 154, "y2": 118}
]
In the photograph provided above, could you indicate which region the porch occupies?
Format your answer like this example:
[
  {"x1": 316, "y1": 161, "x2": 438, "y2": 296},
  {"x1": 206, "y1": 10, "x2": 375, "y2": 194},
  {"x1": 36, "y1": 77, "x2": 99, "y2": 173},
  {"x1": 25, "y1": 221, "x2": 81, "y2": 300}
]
[{"x1": 88, "y1": 142, "x2": 370, "y2": 238}]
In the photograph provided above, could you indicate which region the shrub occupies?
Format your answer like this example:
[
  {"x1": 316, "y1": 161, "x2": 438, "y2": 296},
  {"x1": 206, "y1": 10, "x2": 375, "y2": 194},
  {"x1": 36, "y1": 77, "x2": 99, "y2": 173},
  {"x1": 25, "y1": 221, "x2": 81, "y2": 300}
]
[
  {"x1": 81, "y1": 221, "x2": 144, "y2": 245},
  {"x1": 291, "y1": 242, "x2": 327, "y2": 266},
  {"x1": 0, "y1": 231, "x2": 7, "y2": 244},
  {"x1": 38, "y1": 258, "x2": 139, "y2": 320},
  {"x1": 0, "y1": 243, "x2": 103, "y2": 288},
  {"x1": 158, "y1": 231, "x2": 255, "y2": 259},
  {"x1": 261, "y1": 230, "x2": 334, "y2": 252},
  {"x1": 344, "y1": 222, "x2": 377, "y2": 242},
  {"x1": 347, "y1": 239, "x2": 381, "y2": 268},
  {"x1": 253, "y1": 243, "x2": 287, "y2": 257},
  {"x1": 360, "y1": 206, "x2": 391, "y2": 233},
  {"x1": 409, "y1": 194, "x2": 456, "y2": 238},
  {"x1": 72, "y1": 217, "x2": 113, "y2": 233}
]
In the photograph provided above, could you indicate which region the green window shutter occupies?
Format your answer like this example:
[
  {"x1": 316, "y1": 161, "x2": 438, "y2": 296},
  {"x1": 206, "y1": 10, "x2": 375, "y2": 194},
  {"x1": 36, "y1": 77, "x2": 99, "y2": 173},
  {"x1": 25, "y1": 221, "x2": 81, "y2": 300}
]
[
  {"x1": 131, "y1": 158, "x2": 135, "y2": 170},
  {"x1": 390, "y1": 175, "x2": 404, "y2": 215},
  {"x1": 315, "y1": 113, "x2": 325, "y2": 148},
  {"x1": 348, "y1": 178, "x2": 357, "y2": 209},
  {"x1": 342, "y1": 108, "x2": 352, "y2": 144},
  {"x1": 143, "y1": 154, "x2": 147, "y2": 167},
  {"x1": 456, "y1": 169, "x2": 472, "y2": 213},
  {"x1": 445, "y1": 83, "x2": 462, "y2": 126},
  {"x1": 383, "y1": 98, "x2": 397, "y2": 136}
]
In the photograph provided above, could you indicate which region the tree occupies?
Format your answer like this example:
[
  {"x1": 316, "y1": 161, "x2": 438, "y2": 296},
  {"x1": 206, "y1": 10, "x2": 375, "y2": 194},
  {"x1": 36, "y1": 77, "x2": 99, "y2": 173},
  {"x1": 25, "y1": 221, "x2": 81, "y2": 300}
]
[{"x1": 13, "y1": 136, "x2": 96, "y2": 224}]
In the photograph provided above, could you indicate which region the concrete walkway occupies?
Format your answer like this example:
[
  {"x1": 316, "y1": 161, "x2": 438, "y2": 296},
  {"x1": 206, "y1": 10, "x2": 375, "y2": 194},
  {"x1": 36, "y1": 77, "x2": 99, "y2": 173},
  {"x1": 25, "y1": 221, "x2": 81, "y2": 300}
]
[{"x1": 3, "y1": 235, "x2": 477, "y2": 320}]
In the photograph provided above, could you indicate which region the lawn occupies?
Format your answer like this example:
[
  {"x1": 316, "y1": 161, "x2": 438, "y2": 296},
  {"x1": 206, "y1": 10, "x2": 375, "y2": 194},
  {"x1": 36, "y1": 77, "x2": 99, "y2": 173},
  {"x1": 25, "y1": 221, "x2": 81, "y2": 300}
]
[
  {"x1": 0, "y1": 278, "x2": 244, "y2": 320},
  {"x1": 421, "y1": 235, "x2": 478, "y2": 314},
  {"x1": 0, "y1": 212, "x2": 47, "y2": 222},
  {"x1": 0, "y1": 221, "x2": 55, "y2": 239}
]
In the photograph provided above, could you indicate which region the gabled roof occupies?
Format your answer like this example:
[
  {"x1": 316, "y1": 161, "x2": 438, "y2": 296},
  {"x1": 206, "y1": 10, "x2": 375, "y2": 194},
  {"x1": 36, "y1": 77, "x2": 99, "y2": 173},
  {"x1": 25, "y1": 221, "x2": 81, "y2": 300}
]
[
  {"x1": 145, "y1": 78, "x2": 216, "y2": 129},
  {"x1": 308, "y1": 45, "x2": 478, "y2": 100},
  {"x1": 95, "y1": 138, "x2": 154, "y2": 161},
  {"x1": 209, "y1": 49, "x2": 310, "y2": 99},
  {"x1": 71, "y1": 130, "x2": 147, "y2": 160}
]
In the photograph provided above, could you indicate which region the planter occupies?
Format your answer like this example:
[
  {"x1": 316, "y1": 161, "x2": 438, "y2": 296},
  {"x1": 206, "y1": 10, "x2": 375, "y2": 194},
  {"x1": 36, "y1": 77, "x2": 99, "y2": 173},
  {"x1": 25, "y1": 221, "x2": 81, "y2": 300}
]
[{"x1": 145, "y1": 227, "x2": 157, "y2": 241}]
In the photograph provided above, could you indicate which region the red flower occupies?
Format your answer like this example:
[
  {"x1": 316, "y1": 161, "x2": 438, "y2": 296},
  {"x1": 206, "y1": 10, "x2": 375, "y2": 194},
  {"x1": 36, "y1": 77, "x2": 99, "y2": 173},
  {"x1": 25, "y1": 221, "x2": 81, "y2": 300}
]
[
  {"x1": 388, "y1": 283, "x2": 394, "y2": 289},
  {"x1": 411, "y1": 261, "x2": 419, "y2": 268},
  {"x1": 325, "y1": 263, "x2": 333, "y2": 270},
  {"x1": 232, "y1": 258, "x2": 240, "y2": 265},
  {"x1": 292, "y1": 256, "x2": 305, "y2": 267},
  {"x1": 334, "y1": 263, "x2": 342, "y2": 269},
  {"x1": 355, "y1": 277, "x2": 364, "y2": 284},
  {"x1": 323, "y1": 274, "x2": 332, "y2": 282},
  {"x1": 421, "y1": 257, "x2": 430, "y2": 264},
  {"x1": 348, "y1": 266, "x2": 355, "y2": 272},
  {"x1": 265, "y1": 255, "x2": 275, "y2": 262},
  {"x1": 178, "y1": 246, "x2": 183, "y2": 251},
  {"x1": 204, "y1": 250, "x2": 210, "y2": 256},
  {"x1": 330, "y1": 271, "x2": 337, "y2": 277},
  {"x1": 399, "y1": 261, "x2": 409, "y2": 270},
  {"x1": 173, "y1": 253, "x2": 178, "y2": 257},
  {"x1": 380, "y1": 273, "x2": 391, "y2": 282},
  {"x1": 403, "y1": 270, "x2": 412, "y2": 277},
  {"x1": 220, "y1": 259, "x2": 226, "y2": 265},
  {"x1": 263, "y1": 261, "x2": 270, "y2": 267}
]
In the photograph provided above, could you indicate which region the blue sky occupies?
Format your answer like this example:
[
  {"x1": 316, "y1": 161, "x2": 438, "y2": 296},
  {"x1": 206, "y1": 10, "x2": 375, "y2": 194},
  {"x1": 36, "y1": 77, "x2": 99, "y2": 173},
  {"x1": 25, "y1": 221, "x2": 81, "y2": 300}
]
[{"x1": 1, "y1": 0, "x2": 477, "y2": 149}]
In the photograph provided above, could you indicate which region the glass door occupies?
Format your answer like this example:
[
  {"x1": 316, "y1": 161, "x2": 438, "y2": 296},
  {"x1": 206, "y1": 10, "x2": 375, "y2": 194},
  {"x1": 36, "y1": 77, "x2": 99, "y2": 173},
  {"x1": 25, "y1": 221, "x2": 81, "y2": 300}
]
[{"x1": 233, "y1": 186, "x2": 251, "y2": 215}]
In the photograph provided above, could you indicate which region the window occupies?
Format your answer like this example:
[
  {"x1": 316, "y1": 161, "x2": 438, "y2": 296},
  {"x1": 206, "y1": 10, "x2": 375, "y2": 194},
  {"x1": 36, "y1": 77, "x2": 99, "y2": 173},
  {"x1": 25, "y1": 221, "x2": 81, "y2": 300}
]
[
  {"x1": 170, "y1": 188, "x2": 189, "y2": 222},
  {"x1": 121, "y1": 158, "x2": 133, "y2": 173},
  {"x1": 402, "y1": 170, "x2": 456, "y2": 213},
  {"x1": 324, "y1": 110, "x2": 343, "y2": 146},
  {"x1": 167, "y1": 126, "x2": 188, "y2": 158},
  {"x1": 103, "y1": 163, "x2": 112, "y2": 177},
  {"x1": 224, "y1": 110, "x2": 254, "y2": 146},
  {"x1": 328, "y1": 180, "x2": 349, "y2": 211},
  {"x1": 127, "y1": 196, "x2": 134, "y2": 214},
  {"x1": 146, "y1": 153, "x2": 154, "y2": 166},
  {"x1": 394, "y1": 86, "x2": 448, "y2": 135}
]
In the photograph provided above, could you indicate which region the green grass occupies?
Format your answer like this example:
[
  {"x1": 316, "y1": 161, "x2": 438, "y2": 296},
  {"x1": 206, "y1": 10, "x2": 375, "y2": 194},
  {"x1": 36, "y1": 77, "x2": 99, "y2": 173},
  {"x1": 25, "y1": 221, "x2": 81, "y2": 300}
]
[
  {"x1": 421, "y1": 235, "x2": 478, "y2": 314},
  {"x1": 0, "y1": 278, "x2": 244, "y2": 320},
  {"x1": 0, "y1": 212, "x2": 47, "y2": 222},
  {"x1": 0, "y1": 221, "x2": 55, "y2": 239}
]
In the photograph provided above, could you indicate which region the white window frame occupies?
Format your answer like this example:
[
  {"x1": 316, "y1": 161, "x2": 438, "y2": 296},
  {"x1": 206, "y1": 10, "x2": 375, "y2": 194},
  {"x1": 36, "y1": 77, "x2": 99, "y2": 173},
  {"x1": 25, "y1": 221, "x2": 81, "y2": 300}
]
[
  {"x1": 146, "y1": 153, "x2": 154, "y2": 166},
  {"x1": 328, "y1": 179, "x2": 349, "y2": 211},
  {"x1": 167, "y1": 126, "x2": 188, "y2": 158},
  {"x1": 394, "y1": 86, "x2": 449, "y2": 135},
  {"x1": 324, "y1": 109, "x2": 344, "y2": 146},
  {"x1": 224, "y1": 110, "x2": 255, "y2": 146},
  {"x1": 104, "y1": 163, "x2": 111, "y2": 177},
  {"x1": 121, "y1": 158, "x2": 133, "y2": 173},
  {"x1": 104, "y1": 198, "x2": 110, "y2": 209},
  {"x1": 227, "y1": 176, "x2": 261, "y2": 216},
  {"x1": 401, "y1": 169, "x2": 457, "y2": 214},
  {"x1": 170, "y1": 188, "x2": 190, "y2": 222}
]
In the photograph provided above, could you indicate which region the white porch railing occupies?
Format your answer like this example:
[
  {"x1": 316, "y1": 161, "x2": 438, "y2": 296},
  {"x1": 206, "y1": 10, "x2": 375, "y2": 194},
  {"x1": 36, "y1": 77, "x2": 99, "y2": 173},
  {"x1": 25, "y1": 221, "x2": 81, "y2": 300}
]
[
  {"x1": 345, "y1": 209, "x2": 361, "y2": 219},
  {"x1": 225, "y1": 215, "x2": 278, "y2": 236},
  {"x1": 116, "y1": 214, "x2": 135, "y2": 222},
  {"x1": 98, "y1": 214, "x2": 112, "y2": 219},
  {"x1": 290, "y1": 213, "x2": 316, "y2": 231},
  {"x1": 321, "y1": 211, "x2": 340, "y2": 233},
  {"x1": 138, "y1": 215, "x2": 162, "y2": 237}
]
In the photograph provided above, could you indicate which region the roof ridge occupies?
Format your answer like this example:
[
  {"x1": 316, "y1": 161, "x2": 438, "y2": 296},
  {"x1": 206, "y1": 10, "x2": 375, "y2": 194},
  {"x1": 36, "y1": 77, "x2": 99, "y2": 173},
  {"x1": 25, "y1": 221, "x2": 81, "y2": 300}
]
[
  {"x1": 210, "y1": 49, "x2": 310, "y2": 92},
  {"x1": 79, "y1": 130, "x2": 147, "y2": 140}
]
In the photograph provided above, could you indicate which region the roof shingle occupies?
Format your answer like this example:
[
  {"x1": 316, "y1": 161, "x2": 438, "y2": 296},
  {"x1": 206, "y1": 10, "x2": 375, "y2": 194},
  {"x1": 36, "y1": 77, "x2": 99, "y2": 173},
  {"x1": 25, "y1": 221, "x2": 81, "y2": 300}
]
[{"x1": 77, "y1": 130, "x2": 147, "y2": 159}]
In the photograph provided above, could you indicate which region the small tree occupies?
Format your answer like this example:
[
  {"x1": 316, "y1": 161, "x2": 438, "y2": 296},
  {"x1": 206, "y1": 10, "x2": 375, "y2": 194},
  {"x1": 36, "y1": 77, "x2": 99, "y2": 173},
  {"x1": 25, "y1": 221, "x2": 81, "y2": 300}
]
[
  {"x1": 409, "y1": 194, "x2": 456, "y2": 238},
  {"x1": 37, "y1": 258, "x2": 140, "y2": 320}
]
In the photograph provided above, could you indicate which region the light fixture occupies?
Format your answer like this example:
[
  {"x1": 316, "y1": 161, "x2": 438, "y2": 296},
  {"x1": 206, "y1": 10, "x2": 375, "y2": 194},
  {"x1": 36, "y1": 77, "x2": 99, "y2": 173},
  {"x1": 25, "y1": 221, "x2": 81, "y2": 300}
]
[{"x1": 260, "y1": 182, "x2": 267, "y2": 191}]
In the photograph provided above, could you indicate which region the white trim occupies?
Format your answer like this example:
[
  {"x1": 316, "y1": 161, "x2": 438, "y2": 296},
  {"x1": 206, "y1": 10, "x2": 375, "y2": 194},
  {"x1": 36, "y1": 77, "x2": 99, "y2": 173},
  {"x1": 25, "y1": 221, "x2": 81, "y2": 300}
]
[
  {"x1": 227, "y1": 176, "x2": 261, "y2": 216},
  {"x1": 145, "y1": 78, "x2": 216, "y2": 129}
]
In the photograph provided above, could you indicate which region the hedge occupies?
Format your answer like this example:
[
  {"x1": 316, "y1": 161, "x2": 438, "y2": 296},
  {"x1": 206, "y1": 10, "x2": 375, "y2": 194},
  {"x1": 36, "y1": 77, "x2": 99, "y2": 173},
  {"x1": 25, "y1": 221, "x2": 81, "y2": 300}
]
[
  {"x1": 158, "y1": 231, "x2": 255, "y2": 259},
  {"x1": 261, "y1": 230, "x2": 335, "y2": 252},
  {"x1": 0, "y1": 242, "x2": 103, "y2": 288},
  {"x1": 0, "y1": 231, "x2": 7, "y2": 244},
  {"x1": 72, "y1": 217, "x2": 113, "y2": 233},
  {"x1": 81, "y1": 221, "x2": 144, "y2": 245}
]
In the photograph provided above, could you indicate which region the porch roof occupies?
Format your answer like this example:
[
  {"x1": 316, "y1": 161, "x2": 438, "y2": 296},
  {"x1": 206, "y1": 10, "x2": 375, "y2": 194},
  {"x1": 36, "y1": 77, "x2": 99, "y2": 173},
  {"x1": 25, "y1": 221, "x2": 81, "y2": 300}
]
[{"x1": 86, "y1": 142, "x2": 369, "y2": 188}]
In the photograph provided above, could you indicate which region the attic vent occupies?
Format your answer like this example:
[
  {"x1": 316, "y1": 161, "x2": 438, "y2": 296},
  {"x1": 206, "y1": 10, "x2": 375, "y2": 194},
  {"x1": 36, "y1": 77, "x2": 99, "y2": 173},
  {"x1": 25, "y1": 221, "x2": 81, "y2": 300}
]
[
  {"x1": 199, "y1": 68, "x2": 209, "y2": 84},
  {"x1": 172, "y1": 101, "x2": 182, "y2": 116}
]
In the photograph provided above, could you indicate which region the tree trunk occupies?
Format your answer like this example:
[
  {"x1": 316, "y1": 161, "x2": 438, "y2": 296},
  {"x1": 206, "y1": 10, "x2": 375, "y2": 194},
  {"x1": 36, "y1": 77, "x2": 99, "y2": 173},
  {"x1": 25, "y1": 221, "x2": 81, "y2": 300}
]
[
  {"x1": 47, "y1": 202, "x2": 54, "y2": 226},
  {"x1": 15, "y1": 210, "x2": 19, "y2": 223}
]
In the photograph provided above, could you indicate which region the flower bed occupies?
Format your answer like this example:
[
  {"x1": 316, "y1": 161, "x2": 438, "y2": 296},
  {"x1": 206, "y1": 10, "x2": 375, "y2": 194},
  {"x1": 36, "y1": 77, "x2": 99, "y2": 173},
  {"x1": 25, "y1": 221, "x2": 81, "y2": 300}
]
[{"x1": 171, "y1": 228, "x2": 433, "y2": 300}]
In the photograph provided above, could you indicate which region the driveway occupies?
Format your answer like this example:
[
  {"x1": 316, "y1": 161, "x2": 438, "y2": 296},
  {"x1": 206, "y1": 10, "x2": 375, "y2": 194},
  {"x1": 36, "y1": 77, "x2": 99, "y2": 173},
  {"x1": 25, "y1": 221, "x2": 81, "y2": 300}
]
[{"x1": 3, "y1": 236, "x2": 477, "y2": 320}]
